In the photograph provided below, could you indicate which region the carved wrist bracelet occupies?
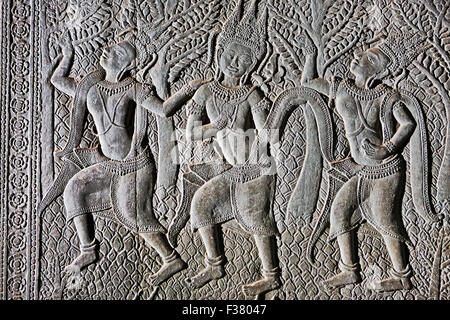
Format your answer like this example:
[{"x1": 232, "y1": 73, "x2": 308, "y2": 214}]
[{"x1": 384, "y1": 140, "x2": 397, "y2": 154}]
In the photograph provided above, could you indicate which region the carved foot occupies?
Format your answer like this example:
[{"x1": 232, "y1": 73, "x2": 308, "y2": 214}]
[
  {"x1": 65, "y1": 240, "x2": 98, "y2": 275},
  {"x1": 185, "y1": 255, "x2": 225, "y2": 289},
  {"x1": 370, "y1": 277, "x2": 412, "y2": 292},
  {"x1": 370, "y1": 265, "x2": 412, "y2": 292},
  {"x1": 323, "y1": 261, "x2": 361, "y2": 289},
  {"x1": 150, "y1": 252, "x2": 186, "y2": 286},
  {"x1": 242, "y1": 272, "x2": 281, "y2": 299}
]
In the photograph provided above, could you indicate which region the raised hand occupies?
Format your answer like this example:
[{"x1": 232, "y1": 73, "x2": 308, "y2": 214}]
[
  {"x1": 60, "y1": 31, "x2": 74, "y2": 57},
  {"x1": 298, "y1": 30, "x2": 316, "y2": 55}
]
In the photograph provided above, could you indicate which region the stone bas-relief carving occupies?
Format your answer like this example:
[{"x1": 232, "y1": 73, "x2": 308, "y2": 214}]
[
  {"x1": 45, "y1": 33, "x2": 208, "y2": 285},
  {"x1": 285, "y1": 31, "x2": 440, "y2": 292},
  {"x1": 0, "y1": 0, "x2": 449, "y2": 300},
  {"x1": 174, "y1": 0, "x2": 281, "y2": 299}
]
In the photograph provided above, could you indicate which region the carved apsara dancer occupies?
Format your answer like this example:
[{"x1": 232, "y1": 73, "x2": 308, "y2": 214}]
[
  {"x1": 169, "y1": 0, "x2": 280, "y2": 298},
  {"x1": 283, "y1": 32, "x2": 442, "y2": 291},
  {"x1": 44, "y1": 33, "x2": 206, "y2": 285}
]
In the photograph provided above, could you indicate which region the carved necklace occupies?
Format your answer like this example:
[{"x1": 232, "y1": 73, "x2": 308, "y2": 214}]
[
  {"x1": 342, "y1": 78, "x2": 387, "y2": 101},
  {"x1": 96, "y1": 77, "x2": 135, "y2": 96},
  {"x1": 209, "y1": 80, "x2": 252, "y2": 103}
]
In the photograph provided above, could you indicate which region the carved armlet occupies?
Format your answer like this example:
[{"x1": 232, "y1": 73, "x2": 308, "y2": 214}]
[
  {"x1": 251, "y1": 98, "x2": 271, "y2": 114},
  {"x1": 384, "y1": 140, "x2": 397, "y2": 154},
  {"x1": 212, "y1": 115, "x2": 228, "y2": 131},
  {"x1": 181, "y1": 82, "x2": 197, "y2": 97},
  {"x1": 136, "y1": 84, "x2": 154, "y2": 104},
  {"x1": 186, "y1": 99, "x2": 204, "y2": 116}
]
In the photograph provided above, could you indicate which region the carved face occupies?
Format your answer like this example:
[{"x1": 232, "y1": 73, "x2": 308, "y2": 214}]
[
  {"x1": 219, "y1": 42, "x2": 255, "y2": 81},
  {"x1": 349, "y1": 47, "x2": 390, "y2": 81},
  {"x1": 99, "y1": 41, "x2": 136, "y2": 78}
]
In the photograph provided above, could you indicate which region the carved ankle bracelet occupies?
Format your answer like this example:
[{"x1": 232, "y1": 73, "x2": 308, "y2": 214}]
[
  {"x1": 80, "y1": 239, "x2": 97, "y2": 252},
  {"x1": 390, "y1": 264, "x2": 412, "y2": 279},
  {"x1": 338, "y1": 260, "x2": 359, "y2": 273},
  {"x1": 205, "y1": 255, "x2": 224, "y2": 267},
  {"x1": 163, "y1": 250, "x2": 179, "y2": 264},
  {"x1": 262, "y1": 267, "x2": 280, "y2": 279}
]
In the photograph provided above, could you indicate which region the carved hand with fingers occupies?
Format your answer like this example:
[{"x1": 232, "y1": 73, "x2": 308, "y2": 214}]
[
  {"x1": 188, "y1": 78, "x2": 213, "y2": 92},
  {"x1": 361, "y1": 138, "x2": 389, "y2": 160},
  {"x1": 60, "y1": 32, "x2": 74, "y2": 58},
  {"x1": 298, "y1": 30, "x2": 316, "y2": 55}
]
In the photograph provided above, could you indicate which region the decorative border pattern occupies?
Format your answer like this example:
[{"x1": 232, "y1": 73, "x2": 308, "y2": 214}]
[
  {"x1": 0, "y1": 0, "x2": 41, "y2": 300},
  {"x1": 0, "y1": 0, "x2": 11, "y2": 300},
  {"x1": 0, "y1": 0, "x2": 447, "y2": 300}
]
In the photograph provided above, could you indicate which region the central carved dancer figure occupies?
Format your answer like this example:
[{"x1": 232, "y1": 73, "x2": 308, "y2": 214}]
[
  {"x1": 174, "y1": 0, "x2": 280, "y2": 298},
  {"x1": 49, "y1": 33, "x2": 206, "y2": 285},
  {"x1": 284, "y1": 32, "x2": 442, "y2": 292}
]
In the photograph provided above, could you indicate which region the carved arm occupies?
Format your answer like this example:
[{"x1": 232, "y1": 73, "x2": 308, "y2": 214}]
[
  {"x1": 184, "y1": 83, "x2": 223, "y2": 142},
  {"x1": 186, "y1": 112, "x2": 222, "y2": 142},
  {"x1": 50, "y1": 39, "x2": 77, "y2": 98},
  {"x1": 139, "y1": 79, "x2": 210, "y2": 117},
  {"x1": 387, "y1": 102, "x2": 416, "y2": 154},
  {"x1": 299, "y1": 33, "x2": 331, "y2": 97}
]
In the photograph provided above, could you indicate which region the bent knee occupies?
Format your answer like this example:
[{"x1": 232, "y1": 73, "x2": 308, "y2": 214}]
[
  {"x1": 63, "y1": 176, "x2": 86, "y2": 204},
  {"x1": 190, "y1": 189, "x2": 211, "y2": 216},
  {"x1": 330, "y1": 199, "x2": 355, "y2": 226}
]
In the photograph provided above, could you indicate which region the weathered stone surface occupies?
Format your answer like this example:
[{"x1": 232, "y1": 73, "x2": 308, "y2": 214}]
[{"x1": 0, "y1": 0, "x2": 449, "y2": 300}]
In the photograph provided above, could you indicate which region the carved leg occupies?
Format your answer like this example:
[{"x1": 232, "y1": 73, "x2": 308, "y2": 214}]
[
  {"x1": 185, "y1": 225, "x2": 225, "y2": 289},
  {"x1": 370, "y1": 236, "x2": 412, "y2": 291},
  {"x1": 242, "y1": 235, "x2": 281, "y2": 298},
  {"x1": 140, "y1": 232, "x2": 186, "y2": 286},
  {"x1": 65, "y1": 214, "x2": 98, "y2": 274},
  {"x1": 63, "y1": 165, "x2": 112, "y2": 274},
  {"x1": 323, "y1": 231, "x2": 361, "y2": 289}
]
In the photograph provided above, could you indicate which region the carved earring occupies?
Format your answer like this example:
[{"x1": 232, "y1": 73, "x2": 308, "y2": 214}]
[
  {"x1": 240, "y1": 60, "x2": 257, "y2": 86},
  {"x1": 240, "y1": 72, "x2": 249, "y2": 86},
  {"x1": 367, "y1": 74, "x2": 377, "y2": 88},
  {"x1": 215, "y1": 48, "x2": 223, "y2": 80},
  {"x1": 117, "y1": 62, "x2": 134, "y2": 81},
  {"x1": 394, "y1": 68, "x2": 407, "y2": 89}
]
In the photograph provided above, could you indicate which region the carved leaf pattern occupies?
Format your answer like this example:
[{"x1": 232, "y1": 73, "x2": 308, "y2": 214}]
[{"x1": 32, "y1": 0, "x2": 450, "y2": 300}]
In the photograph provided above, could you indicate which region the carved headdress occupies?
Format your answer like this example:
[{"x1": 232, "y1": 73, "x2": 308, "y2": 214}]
[
  {"x1": 377, "y1": 32, "x2": 427, "y2": 76},
  {"x1": 115, "y1": 27, "x2": 159, "y2": 74},
  {"x1": 217, "y1": 0, "x2": 268, "y2": 60}
]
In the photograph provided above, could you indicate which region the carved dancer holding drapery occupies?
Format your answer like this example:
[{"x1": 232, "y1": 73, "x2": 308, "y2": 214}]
[
  {"x1": 284, "y1": 32, "x2": 442, "y2": 291},
  {"x1": 169, "y1": 0, "x2": 280, "y2": 299},
  {"x1": 45, "y1": 32, "x2": 207, "y2": 285}
]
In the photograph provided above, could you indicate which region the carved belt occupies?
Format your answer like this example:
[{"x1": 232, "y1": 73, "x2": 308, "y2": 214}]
[
  {"x1": 357, "y1": 156, "x2": 404, "y2": 180},
  {"x1": 99, "y1": 148, "x2": 153, "y2": 176},
  {"x1": 329, "y1": 155, "x2": 404, "y2": 182},
  {"x1": 221, "y1": 159, "x2": 272, "y2": 183}
]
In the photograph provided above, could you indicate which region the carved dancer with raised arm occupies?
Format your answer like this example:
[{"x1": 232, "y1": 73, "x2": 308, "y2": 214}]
[
  {"x1": 47, "y1": 32, "x2": 207, "y2": 285},
  {"x1": 171, "y1": 0, "x2": 280, "y2": 298},
  {"x1": 285, "y1": 32, "x2": 442, "y2": 292}
]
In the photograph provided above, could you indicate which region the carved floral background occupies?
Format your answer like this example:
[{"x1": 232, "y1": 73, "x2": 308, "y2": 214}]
[{"x1": 0, "y1": 0, "x2": 449, "y2": 300}]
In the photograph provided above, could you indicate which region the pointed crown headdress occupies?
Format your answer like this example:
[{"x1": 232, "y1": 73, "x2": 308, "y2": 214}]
[
  {"x1": 377, "y1": 32, "x2": 427, "y2": 76},
  {"x1": 217, "y1": 0, "x2": 267, "y2": 60}
]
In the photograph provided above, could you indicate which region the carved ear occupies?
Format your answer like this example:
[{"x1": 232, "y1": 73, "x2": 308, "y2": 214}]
[
  {"x1": 136, "y1": 53, "x2": 157, "y2": 82},
  {"x1": 377, "y1": 68, "x2": 390, "y2": 81},
  {"x1": 216, "y1": 47, "x2": 224, "y2": 63},
  {"x1": 118, "y1": 60, "x2": 136, "y2": 80},
  {"x1": 367, "y1": 74, "x2": 377, "y2": 88}
]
